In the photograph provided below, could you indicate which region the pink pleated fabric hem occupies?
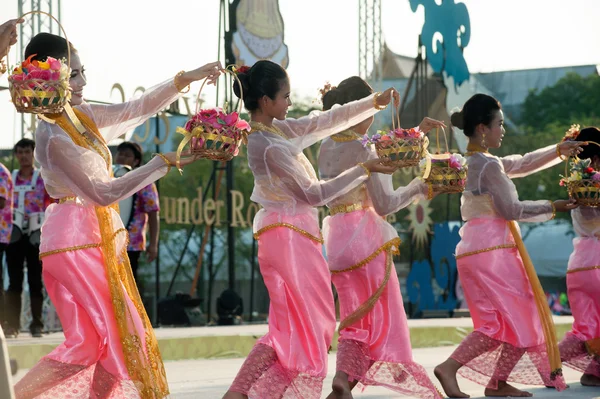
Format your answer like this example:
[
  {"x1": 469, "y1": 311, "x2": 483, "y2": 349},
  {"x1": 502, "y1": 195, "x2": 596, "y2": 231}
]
[
  {"x1": 229, "y1": 343, "x2": 324, "y2": 399},
  {"x1": 559, "y1": 333, "x2": 600, "y2": 378},
  {"x1": 451, "y1": 331, "x2": 566, "y2": 391},
  {"x1": 14, "y1": 358, "x2": 140, "y2": 399},
  {"x1": 336, "y1": 339, "x2": 441, "y2": 399}
]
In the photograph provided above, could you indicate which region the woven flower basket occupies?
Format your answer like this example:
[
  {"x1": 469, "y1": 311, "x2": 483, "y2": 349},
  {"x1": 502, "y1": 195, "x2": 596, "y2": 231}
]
[
  {"x1": 564, "y1": 142, "x2": 600, "y2": 207},
  {"x1": 422, "y1": 127, "x2": 467, "y2": 195},
  {"x1": 8, "y1": 11, "x2": 70, "y2": 114},
  {"x1": 176, "y1": 67, "x2": 249, "y2": 167},
  {"x1": 374, "y1": 99, "x2": 426, "y2": 167},
  {"x1": 375, "y1": 136, "x2": 426, "y2": 168}
]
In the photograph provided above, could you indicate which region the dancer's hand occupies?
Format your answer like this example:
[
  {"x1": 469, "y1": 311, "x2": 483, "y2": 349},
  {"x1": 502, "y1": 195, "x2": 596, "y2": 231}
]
[
  {"x1": 361, "y1": 158, "x2": 398, "y2": 175},
  {"x1": 177, "y1": 61, "x2": 224, "y2": 88},
  {"x1": 375, "y1": 87, "x2": 401, "y2": 109},
  {"x1": 0, "y1": 18, "x2": 23, "y2": 60},
  {"x1": 160, "y1": 150, "x2": 201, "y2": 168},
  {"x1": 418, "y1": 117, "x2": 446, "y2": 134},
  {"x1": 557, "y1": 141, "x2": 586, "y2": 158},
  {"x1": 553, "y1": 199, "x2": 579, "y2": 212}
]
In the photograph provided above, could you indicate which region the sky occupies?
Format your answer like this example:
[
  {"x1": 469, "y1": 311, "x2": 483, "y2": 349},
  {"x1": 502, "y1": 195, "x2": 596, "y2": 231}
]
[{"x1": 0, "y1": 0, "x2": 599, "y2": 149}]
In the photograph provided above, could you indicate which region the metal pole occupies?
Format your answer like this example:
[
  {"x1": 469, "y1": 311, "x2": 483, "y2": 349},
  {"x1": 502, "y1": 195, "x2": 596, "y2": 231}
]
[
  {"x1": 154, "y1": 115, "x2": 160, "y2": 325},
  {"x1": 249, "y1": 237, "x2": 256, "y2": 322}
]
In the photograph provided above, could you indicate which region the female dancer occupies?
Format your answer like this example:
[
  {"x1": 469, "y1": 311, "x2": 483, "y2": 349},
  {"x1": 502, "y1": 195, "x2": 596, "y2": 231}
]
[
  {"x1": 558, "y1": 126, "x2": 600, "y2": 387},
  {"x1": 222, "y1": 60, "x2": 398, "y2": 399},
  {"x1": 13, "y1": 32, "x2": 221, "y2": 398},
  {"x1": 318, "y1": 76, "x2": 443, "y2": 399},
  {"x1": 434, "y1": 93, "x2": 584, "y2": 398}
]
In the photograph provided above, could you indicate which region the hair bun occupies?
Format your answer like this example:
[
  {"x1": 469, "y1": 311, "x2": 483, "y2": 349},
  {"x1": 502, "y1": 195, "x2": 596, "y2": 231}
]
[
  {"x1": 450, "y1": 111, "x2": 465, "y2": 130},
  {"x1": 233, "y1": 72, "x2": 250, "y2": 100}
]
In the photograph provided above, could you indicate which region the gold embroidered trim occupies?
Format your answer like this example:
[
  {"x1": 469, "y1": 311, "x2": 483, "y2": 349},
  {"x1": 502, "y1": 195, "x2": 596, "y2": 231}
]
[
  {"x1": 338, "y1": 247, "x2": 395, "y2": 331},
  {"x1": 254, "y1": 222, "x2": 323, "y2": 243},
  {"x1": 567, "y1": 265, "x2": 600, "y2": 274},
  {"x1": 112, "y1": 228, "x2": 127, "y2": 240},
  {"x1": 40, "y1": 243, "x2": 101, "y2": 259},
  {"x1": 250, "y1": 121, "x2": 288, "y2": 140},
  {"x1": 59, "y1": 196, "x2": 77, "y2": 204},
  {"x1": 331, "y1": 129, "x2": 361, "y2": 143},
  {"x1": 331, "y1": 238, "x2": 401, "y2": 274},
  {"x1": 329, "y1": 203, "x2": 369, "y2": 216},
  {"x1": 454, "y1": 244, "x2": 517, "y2": 260}
]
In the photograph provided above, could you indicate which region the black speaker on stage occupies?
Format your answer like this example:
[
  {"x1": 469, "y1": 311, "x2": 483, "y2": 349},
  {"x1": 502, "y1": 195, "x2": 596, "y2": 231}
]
[
  {"x1": 157, "y1": 293, "x2": 205, "y2": 326},
  {"x1": 216, "y1": 289, "x2": 243, "y2": 326}
]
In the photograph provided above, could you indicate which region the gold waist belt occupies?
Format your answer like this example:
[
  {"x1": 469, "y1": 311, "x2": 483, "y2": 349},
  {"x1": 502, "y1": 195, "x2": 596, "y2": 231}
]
[{"x1": 329, "y1": 203, "x2": 369, "y2": 216}]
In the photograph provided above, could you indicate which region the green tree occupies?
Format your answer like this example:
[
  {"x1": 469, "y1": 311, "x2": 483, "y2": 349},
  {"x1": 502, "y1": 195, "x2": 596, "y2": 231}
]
[{"x1": 520, "y1": 73, "x2": 600, "y2": 127}]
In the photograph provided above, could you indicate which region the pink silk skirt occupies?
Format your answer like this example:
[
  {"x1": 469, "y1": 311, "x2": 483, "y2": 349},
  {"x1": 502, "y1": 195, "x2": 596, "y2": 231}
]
[
  {"x1": 14, "y1": 202, "x2": 145, "y2": 398},
  {"x1": 559, "y1": 237, "x2": 600, "y2": 377},
  {"x1": 325, "y1": 209, "x2": 441, "y2": 398},
  {"x1": 452, "y1": 218, "x2": 566, "y2": 390},
  {"x1": 229, "y1": 212, "x2": 336, "y2": 399}
]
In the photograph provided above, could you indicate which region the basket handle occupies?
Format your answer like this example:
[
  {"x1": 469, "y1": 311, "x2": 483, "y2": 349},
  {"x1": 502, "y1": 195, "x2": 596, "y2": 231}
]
[
  {"x1": 434, "y1": 126, "x2": 449, "y2": 154},
  {"x1": 390, "y1": 89, "x2": 400, "y2": 131},
  {"x1": 7, "y1": 11, "x2": 70, "y2": 72},
  {"x1": 564, "y1": 140, "x2": 600, "y2": 180},
  {"x1": 194, "y1": 65, "x2": 244, "y2": 115}
]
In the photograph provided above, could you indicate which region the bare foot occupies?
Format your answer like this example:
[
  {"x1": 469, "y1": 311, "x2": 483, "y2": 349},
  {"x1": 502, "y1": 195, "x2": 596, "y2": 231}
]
[
  {"x1": 222, "y1": 391, "x2": 248, "y2": 399},
  {"x1": 434, "y1": 359, "x2": 470, "y2": 398},
  {"x1": 580, "y1": 373, "x2": 600, "y2": 387},
  {"x1": 484, "y1": 381, "x2": 532, "y2": 397},
  {"x1": 327, "y1": 371, "x2": 353, "y2": 399}
]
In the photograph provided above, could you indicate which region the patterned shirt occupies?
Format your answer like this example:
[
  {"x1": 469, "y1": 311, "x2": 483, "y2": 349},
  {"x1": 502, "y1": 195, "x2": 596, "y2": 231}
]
[
  {"x1": 12, "y1": 170, "x2": 52, "y2": 217},
  {"x1": 0, "y1": 164, "x2": 13, "y2": 244},
  {"x1": 127, "y1": 183, "x2": 160, "y2": 252}
]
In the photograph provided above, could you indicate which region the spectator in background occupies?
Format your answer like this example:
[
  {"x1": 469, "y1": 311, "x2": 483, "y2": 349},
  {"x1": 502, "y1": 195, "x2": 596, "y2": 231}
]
[
  {"x1": 114, "y1": 141, "x2": 160, "y2": 293},
  {"x1": 5, "y1": 139, "x2": 52, "y2": 338},
  {"x1": 0, "y1": 163, "x2": 13, "y2": 328}
]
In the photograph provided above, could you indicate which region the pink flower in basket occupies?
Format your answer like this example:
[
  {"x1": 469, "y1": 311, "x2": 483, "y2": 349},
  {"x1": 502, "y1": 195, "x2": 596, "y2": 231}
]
[
  {"x1": 236, "y1": 119, "x2": 251, "y2": 131},
  {"x1": 222, "y1": 111, "x2": 239, "y2": 126},
  {"x1": 198, "y1": 109, "x2": 222, "y2": 129},
  {"x1": 47, "y1": 57, "x2": 62, "y2": 71},
  {"x1": 592, "y1": 173, "x2": 600, "y2": 182},
  {"x1": 28, "y1": 69, "x2": 52, "y2": 80},
  {"x1": 448, "y1": 156, "x2": 461, "y2": 170}
]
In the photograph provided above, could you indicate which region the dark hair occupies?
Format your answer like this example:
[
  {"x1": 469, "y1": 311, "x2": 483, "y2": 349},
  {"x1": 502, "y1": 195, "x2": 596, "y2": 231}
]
[
  {"x1": 451, "y1": 94, "x2": 502, "y2": 137},
  {"x1": 233, "y1": 60, "x2": 288, "y2": 112},
  {"x1": 14, "y1": 138, "x2": 35, "y2": 153},
  {"x1": 117, "y1": 141, "x2": 143, "y2": 167},
  {"x1": 24, "y1": 32, "x2": 77, "y2": 62},
  {"x1": 322, "y1": 76, "x2": 373, "y2": 111},
  {"x1": 574, "y1": 127, "x2": 600, "y2": 160}
]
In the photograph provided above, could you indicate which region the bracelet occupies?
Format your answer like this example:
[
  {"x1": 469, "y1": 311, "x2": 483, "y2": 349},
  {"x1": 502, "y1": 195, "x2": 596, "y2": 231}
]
[
  {"x1": 0, "y1": 58, "x2": 7, "y2": 75},
  {"x1": 154, "y1": 153, "x2": 172, "y2": 174},
  {"x1": 174, "y1": 70, "x2": 190, "y2": 93},
  {"x1": 373, "y1": 92, "x2": 387, "y2": 110},
  {"x1": 358, "y1": 162, "x2": 371, "y2": 178},
  {"x1": 556, "y1": 143, "x2": 566, "y2": 160},
  {"x1": 549, "y1": 200, "x2": 556, "y2": 220},
  {"x1": 427, "y1": 182, "x2": 434, "y2": 200}
]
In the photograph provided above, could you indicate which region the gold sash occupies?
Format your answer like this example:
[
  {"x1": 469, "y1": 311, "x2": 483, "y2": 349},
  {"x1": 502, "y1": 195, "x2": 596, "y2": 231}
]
[
  {"x1": 507, "y1": 221, "x2": 562, "y2": 379},
  {"x1": 46, "y1": 107, "x2": 169, "y2": 398}
]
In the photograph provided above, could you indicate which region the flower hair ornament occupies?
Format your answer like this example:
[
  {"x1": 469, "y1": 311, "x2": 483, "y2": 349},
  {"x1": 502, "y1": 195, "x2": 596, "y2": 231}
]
[
  {"x1": 562, "y1": 124, "x2": 581, "y2": 142},
  {"x1": 232, "y1": 65, "x2": 250, "y2": 75},
  {"x1": 317, "y1": 82, "x2": 337, "y2": 104}
]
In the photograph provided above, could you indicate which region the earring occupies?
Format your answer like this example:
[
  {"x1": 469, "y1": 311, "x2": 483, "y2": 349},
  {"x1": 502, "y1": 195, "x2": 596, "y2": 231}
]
[{"x1": 482, "y1": 133, "x2": 487, "y2": 148}]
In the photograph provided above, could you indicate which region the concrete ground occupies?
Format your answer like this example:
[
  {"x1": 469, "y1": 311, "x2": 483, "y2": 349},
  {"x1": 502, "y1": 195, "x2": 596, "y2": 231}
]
[{"x1": 13, "y1": 344, "x2": 600, "y2": 398}]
